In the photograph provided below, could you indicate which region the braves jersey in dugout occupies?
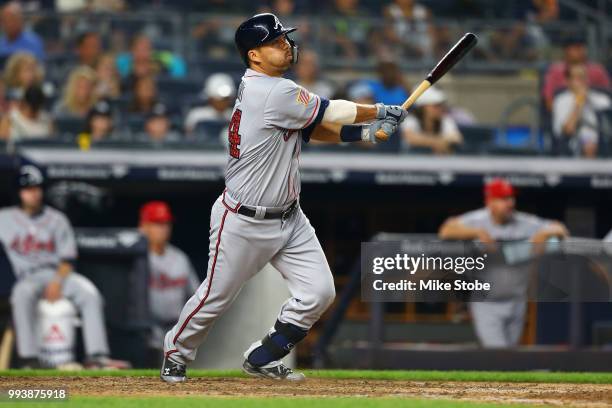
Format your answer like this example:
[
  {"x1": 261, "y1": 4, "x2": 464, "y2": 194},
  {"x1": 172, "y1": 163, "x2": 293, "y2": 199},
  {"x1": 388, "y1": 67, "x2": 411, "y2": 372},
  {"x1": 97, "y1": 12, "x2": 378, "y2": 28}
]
[
  {"x1": 224, "y1": 68, "x2": 322, "y2": 208},
  {"x1": 0, "y1": 206, "x2": 77, "y2": 279},
  {"x1": 148, "y1": 244, "x2": 200, "y2": 323}
]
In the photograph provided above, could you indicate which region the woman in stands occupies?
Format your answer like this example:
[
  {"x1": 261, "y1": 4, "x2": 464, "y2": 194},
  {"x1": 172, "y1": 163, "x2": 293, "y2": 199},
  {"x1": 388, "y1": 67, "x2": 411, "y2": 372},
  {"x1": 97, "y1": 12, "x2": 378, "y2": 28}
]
[
  {"x1": 0, "y1": 84, "x2": 53, "y2": 141},
  {"x1": 54, "y1": 66, "x2": 98, "y2": 118},
  {"x1": 400, "y1": 86, "x2": 463, "y2": 154},
  {"x1": 2, "y1": 52, "x2": 44, "y2": 102}
]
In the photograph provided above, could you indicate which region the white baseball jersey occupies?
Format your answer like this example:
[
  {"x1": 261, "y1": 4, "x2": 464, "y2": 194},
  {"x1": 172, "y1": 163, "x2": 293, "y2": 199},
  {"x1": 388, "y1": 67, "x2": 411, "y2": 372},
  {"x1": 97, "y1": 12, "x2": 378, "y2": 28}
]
[
  {"x1": 148, "y1": 244, "x2": 200, "y2": 323},
  {"x1": 225, "y1": 68, "x2": 322, "y2": 208},
  {"x1": 0, "y1": 206, "x2": 77, "y2": 279}
]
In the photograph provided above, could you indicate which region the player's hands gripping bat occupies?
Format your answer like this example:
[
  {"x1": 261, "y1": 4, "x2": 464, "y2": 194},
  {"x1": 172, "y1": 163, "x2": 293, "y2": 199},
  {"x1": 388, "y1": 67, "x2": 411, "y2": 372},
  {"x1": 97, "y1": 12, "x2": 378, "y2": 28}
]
[{"x1": 375, "y1": 32, "x2": 478, "y2": 140}]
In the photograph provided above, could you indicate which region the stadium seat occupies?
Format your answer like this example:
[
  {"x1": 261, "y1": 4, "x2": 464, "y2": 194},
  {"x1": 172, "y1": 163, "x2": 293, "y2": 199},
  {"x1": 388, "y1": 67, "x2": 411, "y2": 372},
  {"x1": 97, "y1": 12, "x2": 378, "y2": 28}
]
[
  {"x1": 157, "y1": 77, "x2": 203, "y2": 101},
  {"x1": 193, "y1": 120, "x2": 227, "y2": 147},
  {"x1": 456, "y1": 125, "x2": 496, "y2": 154},
  {"x1": 597, "y1": 109, "x2": 612, "y2": 157},
  {"x1": 127, "y1": 115, "x2": 146, "y2": 135},
  {"x1": 55, "y1": 116, "x2": 86, "y2": 137}
]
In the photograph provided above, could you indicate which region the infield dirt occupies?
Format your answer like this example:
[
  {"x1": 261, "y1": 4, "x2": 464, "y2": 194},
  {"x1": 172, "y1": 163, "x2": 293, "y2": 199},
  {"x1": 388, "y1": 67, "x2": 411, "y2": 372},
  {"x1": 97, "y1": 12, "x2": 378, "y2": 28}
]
[{"x1": 4, "y1": 376, "x2": 612, "y2": 407}]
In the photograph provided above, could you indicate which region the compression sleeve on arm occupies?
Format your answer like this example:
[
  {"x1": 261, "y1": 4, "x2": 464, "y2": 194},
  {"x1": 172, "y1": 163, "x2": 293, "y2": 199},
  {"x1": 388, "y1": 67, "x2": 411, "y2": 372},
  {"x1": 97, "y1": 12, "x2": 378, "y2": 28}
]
[{"x1": 322, "y1": 99, "x2": 357, "y2": 124}]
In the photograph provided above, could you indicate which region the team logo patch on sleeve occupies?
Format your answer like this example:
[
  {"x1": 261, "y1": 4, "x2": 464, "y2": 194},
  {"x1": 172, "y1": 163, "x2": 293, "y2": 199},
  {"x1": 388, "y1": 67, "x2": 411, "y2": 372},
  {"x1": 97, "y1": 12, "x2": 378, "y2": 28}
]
[{"x1": 296, "y1": 87, "x2": 311, "y2": 106}]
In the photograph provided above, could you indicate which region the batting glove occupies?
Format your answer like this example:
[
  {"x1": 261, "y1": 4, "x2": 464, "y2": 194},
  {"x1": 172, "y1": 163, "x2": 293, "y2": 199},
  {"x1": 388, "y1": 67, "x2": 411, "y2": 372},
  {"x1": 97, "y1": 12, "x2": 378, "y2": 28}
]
[
  {"x1": 363, "y1": 117, "x2": 399, "y2": 143},
  {"x1": 375, "y1": 103, "x2": 408, "y2": 123}
]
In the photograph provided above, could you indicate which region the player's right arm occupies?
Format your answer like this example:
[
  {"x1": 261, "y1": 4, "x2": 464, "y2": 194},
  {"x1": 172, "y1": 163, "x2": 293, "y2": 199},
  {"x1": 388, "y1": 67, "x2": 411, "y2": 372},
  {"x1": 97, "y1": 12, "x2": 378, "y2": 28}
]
[{"x1": 438, "y1": 217, "x2": 494, "y2": 243}]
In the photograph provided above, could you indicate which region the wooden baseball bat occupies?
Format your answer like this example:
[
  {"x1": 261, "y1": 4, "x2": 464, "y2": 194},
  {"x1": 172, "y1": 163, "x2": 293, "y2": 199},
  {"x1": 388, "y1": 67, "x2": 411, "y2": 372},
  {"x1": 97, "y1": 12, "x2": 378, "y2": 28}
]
[
  {"x1": 0, "y1": 327, "x2": 14, "y2": 370},
  {"x1": 375, "y1": 32, "x2": 478, "y2": 140}
]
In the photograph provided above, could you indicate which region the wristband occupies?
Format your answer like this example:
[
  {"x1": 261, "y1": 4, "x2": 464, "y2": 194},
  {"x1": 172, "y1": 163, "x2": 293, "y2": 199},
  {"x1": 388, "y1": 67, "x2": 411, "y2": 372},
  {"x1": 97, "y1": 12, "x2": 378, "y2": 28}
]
[
  {"x1": 375, "y1": 103, "x2": 386, "y2": 119},
  {"x1": 340, "y1": 125, "x2": 364, "y2": 142},
  {"x1": 340, "y1": 125, "x2": 372, "y2": 143}
]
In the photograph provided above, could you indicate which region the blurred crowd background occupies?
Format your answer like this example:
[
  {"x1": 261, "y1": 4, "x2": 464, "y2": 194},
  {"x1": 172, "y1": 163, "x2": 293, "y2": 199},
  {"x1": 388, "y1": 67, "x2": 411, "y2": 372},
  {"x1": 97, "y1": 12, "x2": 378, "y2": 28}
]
[{"x1": 0, "y1": 0, "x2": 610, "y2": 157}]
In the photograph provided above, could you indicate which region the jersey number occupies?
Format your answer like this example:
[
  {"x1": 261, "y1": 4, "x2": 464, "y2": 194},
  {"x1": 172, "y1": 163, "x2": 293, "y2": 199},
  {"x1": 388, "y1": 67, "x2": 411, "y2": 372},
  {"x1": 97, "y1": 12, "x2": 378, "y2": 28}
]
[{"x1": 228, "y1": 109, "x2": 242, "y2": 159}]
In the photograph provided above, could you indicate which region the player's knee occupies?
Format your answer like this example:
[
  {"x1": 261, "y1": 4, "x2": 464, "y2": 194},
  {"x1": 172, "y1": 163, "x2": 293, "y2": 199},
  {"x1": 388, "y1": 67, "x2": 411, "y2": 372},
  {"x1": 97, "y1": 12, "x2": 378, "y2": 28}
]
[
  {"x1": 313, "y1": 282, "x2": 335, "y2": 313},
  {"x1": 72, "y1": 276, "x2": 104, "y2": 307},
  {"x1": 10, "y1": 281, "x2": 37, "y2": 305}
]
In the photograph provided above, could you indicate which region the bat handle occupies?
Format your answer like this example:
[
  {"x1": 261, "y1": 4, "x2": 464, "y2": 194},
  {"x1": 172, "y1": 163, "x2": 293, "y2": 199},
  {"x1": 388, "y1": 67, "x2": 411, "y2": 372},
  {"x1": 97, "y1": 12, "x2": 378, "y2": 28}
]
[{"x1": 374, "y1": 80, "x2": 432, "y2": 141}]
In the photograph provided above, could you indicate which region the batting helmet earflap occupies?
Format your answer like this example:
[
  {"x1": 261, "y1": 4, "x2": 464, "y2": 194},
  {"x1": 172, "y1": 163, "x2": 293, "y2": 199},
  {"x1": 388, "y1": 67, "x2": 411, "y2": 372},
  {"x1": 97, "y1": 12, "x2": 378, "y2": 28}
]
[
  {"x1": 17, "y1": 164, "x2": 45, "y2": 190},
  {"x1": 234, "y1": 13, "x2": 298, "y2": 67}
]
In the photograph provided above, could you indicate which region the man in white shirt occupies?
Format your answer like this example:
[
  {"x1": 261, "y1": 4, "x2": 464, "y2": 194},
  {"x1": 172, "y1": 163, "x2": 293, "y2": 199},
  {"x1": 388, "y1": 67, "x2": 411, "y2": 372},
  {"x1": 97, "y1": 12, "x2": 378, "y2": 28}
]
[
  {"x1": 185, "y1": 73, "x2": 236, "y2": 135},
  {"x1": 553, "y1": 63, "x2": 611, "y2": 158}
]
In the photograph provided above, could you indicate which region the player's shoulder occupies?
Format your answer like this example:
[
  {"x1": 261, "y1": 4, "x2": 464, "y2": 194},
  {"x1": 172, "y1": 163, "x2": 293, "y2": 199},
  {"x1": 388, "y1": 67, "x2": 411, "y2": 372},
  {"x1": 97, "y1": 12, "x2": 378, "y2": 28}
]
[
  {"x1": 0, "y1": 206, "x2": 18, "y2": 218},
  {"x1": 42, "y1": 205, "x2": 72, "y2": 225},
  {"x1": 460, "y1": 207, "x2": 488, "y2": 221},
  {"x1": 513, "y1": 211, "x2": 544, "y2": 226},
  {"x1": 166, "y1": 244, "x2": 190, "y2": 262}
]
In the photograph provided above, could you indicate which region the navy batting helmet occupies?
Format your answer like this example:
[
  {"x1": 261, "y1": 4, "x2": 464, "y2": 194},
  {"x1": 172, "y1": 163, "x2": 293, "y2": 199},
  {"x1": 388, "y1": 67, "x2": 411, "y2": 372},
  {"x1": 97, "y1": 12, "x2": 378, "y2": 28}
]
[
  {"x1": 234, "y1": 13, "x2": 298, "y2": 67},
  {"x1": 17, "y1": 165, "x2": 45, "y2": 189}
]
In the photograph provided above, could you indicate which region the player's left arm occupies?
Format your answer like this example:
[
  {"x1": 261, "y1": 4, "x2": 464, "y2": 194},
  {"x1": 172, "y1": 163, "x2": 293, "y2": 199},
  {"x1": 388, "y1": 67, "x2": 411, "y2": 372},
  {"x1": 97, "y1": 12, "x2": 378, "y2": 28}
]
[
  {"x1": 306, "y1": 118, "x2": 400, "y2": 144},
  {"x1": 531, "y1": 220, "x2": 570, "y2": 243},
  {"x1": 54, "y1": 214, "x2": 78, "y2": 279}
]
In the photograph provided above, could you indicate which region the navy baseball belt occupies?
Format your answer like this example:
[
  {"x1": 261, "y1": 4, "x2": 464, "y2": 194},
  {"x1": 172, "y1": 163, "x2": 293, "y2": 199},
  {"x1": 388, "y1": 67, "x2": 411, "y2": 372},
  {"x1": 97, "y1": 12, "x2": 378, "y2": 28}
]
[{"x1": 238, "y1": 200, "x2": 298, "y2": 220}]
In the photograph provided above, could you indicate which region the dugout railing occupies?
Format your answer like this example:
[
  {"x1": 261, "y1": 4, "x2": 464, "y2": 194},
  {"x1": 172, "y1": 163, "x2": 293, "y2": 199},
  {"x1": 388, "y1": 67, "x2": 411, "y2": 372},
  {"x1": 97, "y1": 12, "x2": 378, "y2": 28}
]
[{"x1": 312, "y1": 233, "x2": 612, "y2": 371}]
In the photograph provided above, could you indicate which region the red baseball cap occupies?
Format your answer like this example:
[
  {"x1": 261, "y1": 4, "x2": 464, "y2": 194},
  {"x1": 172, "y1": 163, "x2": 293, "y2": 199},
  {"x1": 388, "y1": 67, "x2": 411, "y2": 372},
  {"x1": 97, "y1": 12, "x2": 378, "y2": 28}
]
[
  {"x1": 484, "y1": 178, "x2": 515, "y2": 199},
  {"x1": 140, "y1": 201, "x2": 174, "y2": 223}
]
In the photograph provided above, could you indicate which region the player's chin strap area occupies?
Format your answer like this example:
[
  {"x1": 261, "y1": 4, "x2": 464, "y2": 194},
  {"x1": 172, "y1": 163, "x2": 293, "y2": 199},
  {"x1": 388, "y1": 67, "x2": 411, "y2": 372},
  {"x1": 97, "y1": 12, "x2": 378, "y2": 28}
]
[
  {"x1": 288, "y1": 37, "x2": 298, "y2": 64},
  {"x1": 246, "y1": 320, "x2": 307, "y2": 367}
]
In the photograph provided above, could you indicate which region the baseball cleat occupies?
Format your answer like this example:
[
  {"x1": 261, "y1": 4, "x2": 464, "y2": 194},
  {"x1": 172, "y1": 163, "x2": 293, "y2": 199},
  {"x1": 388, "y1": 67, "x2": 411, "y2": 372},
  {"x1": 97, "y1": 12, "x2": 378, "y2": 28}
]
[
  {"x1": 160, "y1": 356, "x2": 187, "y2": 383},
  {"x1": 242, "y1": 360, "x2": 305, "y2": 381}
]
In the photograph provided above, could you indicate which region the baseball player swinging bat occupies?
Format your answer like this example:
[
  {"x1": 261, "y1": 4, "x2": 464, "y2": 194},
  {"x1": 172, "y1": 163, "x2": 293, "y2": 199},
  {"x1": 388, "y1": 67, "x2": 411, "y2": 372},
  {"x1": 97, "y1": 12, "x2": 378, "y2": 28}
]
[{"x1": 375, "y1": 32, "x2": 478, "y2": 140}]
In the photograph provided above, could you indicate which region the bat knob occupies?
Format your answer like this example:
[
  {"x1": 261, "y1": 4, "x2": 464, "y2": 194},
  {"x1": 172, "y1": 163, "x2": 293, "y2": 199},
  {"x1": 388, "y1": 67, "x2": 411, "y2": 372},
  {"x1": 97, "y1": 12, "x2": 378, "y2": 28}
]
[{"x1": 375, "y1": 129, "x2": 390, "y2": 142}]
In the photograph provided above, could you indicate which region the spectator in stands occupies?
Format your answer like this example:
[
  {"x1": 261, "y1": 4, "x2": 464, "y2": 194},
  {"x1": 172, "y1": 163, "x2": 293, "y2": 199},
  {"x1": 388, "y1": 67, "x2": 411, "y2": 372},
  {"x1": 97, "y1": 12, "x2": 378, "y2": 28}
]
[
  {"x1": 129, "y1": 75, "x2": 158, "y2": 114},
  {"x1": 138, "y1": 201, "x2": 199, "y2": 365},
  {"x1": 0, "y1": 2, "x2": 45, "y2": 61},
  {"x1": 294, "y1": 49, "x2": 335, "y2": 99},
  {"x1": 77, "y1": 100, "x2": 115, "y2": 148},
  {"x1": 141, "y1": 102, "x2": 180, "y2": 144},
  {"x1": 0, "y1": 79, "x2": 9, "y2": 114},
  {"x1": 552, "y1": 63, "x2": 611, "y2": 158},
  {"x1": 75, "y1": 31, "x2": 102, "y2": 68},
  {"x1": 438, "y1": 178, "x2": 569, "y2": 348},
  {"x1": 328, "y1": 0, "x2": 371, "y2": 60},
  {"x1": 365, "y1": 58, "x2": 410, "y2": 105},
  {"x1": 491, "y1": 0, "x2": 559, "y2": 62},
  {"x1": 0, "y1": 84, "x2": 53, "y2": 141},
  {"x1": 400, "y1": 86, "x2": 463, "y2": 154},
  {"x1": 2, "y1": 52, "x2": 44, "y2": 99},
  {"x1": 116, "y1": 34, "x2": 186, "y2": 81},
  {"x1": 0, "y1": 165, "x2": 130, "y2": 369},
  {"x1": 347, "y1": 81, "x2": 375, "y2": 104},
  {"x1": 381, "y1": 0, "x2": 433, "y2": 60},
  {"x1": 54, "y1": 66, "x2": 98, "y2": 118},
  {"x1": 543, "y1": 35, "x2": 610, "y2": 111},
  {"x1": 185, "y1": 73, "x2": 235, "y2": 135},
  {"x1": 94, "y1": 53, "x2": 121, "y2": 100}
]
